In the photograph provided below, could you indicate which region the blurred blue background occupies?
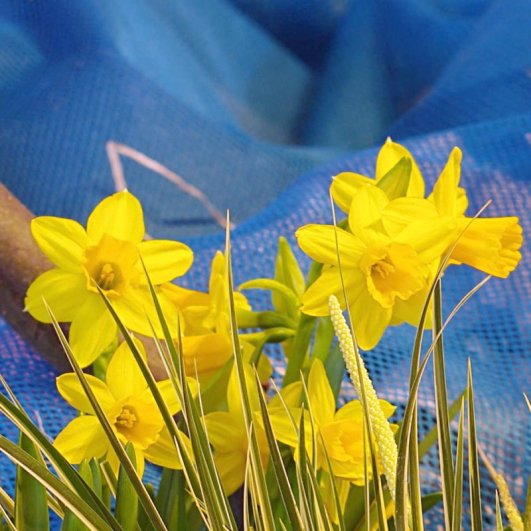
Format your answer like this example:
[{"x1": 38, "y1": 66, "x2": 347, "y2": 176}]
[{"x1": 0, "y1": 0, "x2": 529, "y2": 527}]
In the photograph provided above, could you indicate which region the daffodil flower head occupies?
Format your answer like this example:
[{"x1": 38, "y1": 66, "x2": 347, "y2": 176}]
[
  {"x1": 331, "y1": 138, "x2": 425, "y2": 212},
  {"x1": 53, "y1": 337, "x2": 196, "y2": 476},
  {"x1": 428, "y1": 147, "x2": 523, "y2": 278},
  {"x1": 25, "y1": 190, "x2": 193, "y2": 367},
  {"x1": 204, "y1": 363, "x2": 269, "y2": 496},
  {"x1": 297, "y1": 186, "x2": 455, "y2": 349},
  {"x1": 270, "y1": 359, "x2": 396, "y2": 486},
  {"x1": 162, "y1": 251, "x2": 252, "y2": 377}
]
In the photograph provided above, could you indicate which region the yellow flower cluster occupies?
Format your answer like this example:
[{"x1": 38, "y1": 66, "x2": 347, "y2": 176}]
[{"x1": 297, "y1": 139, "x2": 523, "y2": 349}]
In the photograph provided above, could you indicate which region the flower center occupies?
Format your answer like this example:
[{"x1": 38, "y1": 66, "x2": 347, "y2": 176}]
[
  {"x1": 84, "y1": 234, "x2": 140, "y2": 295},
  {"x1": 95, "y1": 263, "x2": 118, "y2": 290},
  {"x1": 115, "y1": 406, "x2": 137, "y2": 430},
  {"x1": 360, "y1": 242, "x2": 425, "y2": 308}
]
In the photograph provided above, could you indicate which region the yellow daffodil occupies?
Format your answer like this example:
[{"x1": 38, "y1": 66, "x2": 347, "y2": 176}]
[
  {"x1": 296, "y1": 187, "x2": 455, "y2": 349},
  {"x1": 163, "y1": 252, "x2": 271, "y2": 380},
  {"x1": 203, "y1": 364, "x2": 269, "y2": 496},
  {"x1": 25, "y1": 191, "x2": 193, "y2": 367},
  {"x1": 428, "y1": 147, "x2": 523, "y2": 277},
  {"x1": 270, "y1": 359, "x2": 396, "y2": 485},
  {"x1": 331, "y1": 138, "x2": 425, "y2": 212},
  {"x1": 54, "y1": 338, "x2": 195, "y2": 476}
]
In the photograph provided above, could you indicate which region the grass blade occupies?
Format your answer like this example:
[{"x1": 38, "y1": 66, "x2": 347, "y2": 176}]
[
  {"x1": 15, "y1": 432, "x2": 50, "y2": 530},
  {"x1": 115, "y1": 443, "x2": 139, "y2": 530},
  {"x1": 432, "y1": 280, "x2": 455, "y2": 528},
  {"x1": 0, "y1": 436, "x2": 111, "y2": 531},
  {"x1": 255, "y1": 372, "x2": 304, "y2": 530},
  {"x1": 0, "y1": 390, "x2": 119, "y2": 530},
  {"x1": 467, "y1": 360, "x2": 483, "y2": 531},
  {"x1": 225, "y1": 213, "x2": 275, "y2": 530},
  {"x1": 451, "y1": 398, "x2": 465, "y2": 531}
]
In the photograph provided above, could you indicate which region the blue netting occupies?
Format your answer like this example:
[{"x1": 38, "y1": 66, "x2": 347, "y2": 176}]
[{"x1": 0, "y1": 0, "x2": 529, "y2": 527}]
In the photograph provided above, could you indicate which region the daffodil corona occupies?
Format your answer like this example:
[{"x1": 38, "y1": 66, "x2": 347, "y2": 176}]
[{"x1": 25, "y1": 191, "x2": 193, "y2": 366}]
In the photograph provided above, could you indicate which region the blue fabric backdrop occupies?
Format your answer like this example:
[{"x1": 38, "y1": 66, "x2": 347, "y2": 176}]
[{"x1": 0, "y1": 0, "x2": 529, "y2": 527}]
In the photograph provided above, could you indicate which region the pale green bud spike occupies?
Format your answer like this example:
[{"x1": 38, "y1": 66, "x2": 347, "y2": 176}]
[{"x1": 328, "y1": 295, "x2": 398, "y2": 500}]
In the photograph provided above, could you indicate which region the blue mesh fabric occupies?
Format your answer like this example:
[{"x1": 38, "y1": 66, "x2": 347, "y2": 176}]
[{"x1": 0, "y1": 0, "x2": 529, "y2": 527}]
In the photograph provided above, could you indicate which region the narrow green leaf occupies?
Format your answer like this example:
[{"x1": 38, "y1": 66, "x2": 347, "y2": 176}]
[
  {"x1": 225, "y1": 216, "x2": 276, "y2": 530},
  {"x1": 433, "y1": 280, "x2": 455, "y2": 528},
  {"x1": 312, "y1": 317, "x2": 335, "y2": 364},
  {"x1": 62, "y1": 460, "x2": 93, "y2": 531},
  {"x1": 0, "y1": 392, "x2": 118, "y2": 530},
  {"x1": 0, "y1": 488, "x2": 14, "y2": 520},
  {"x1": 451, "y1": 399, "x2": 465, "y2": 531},
  {"x1": 14, "y1": 432, "x2": 50, "y2": 531},
  {"x1": 274, "y1": 236, "x2": 305, "y2": 318},
  {"x1": 0, "y1": 503, "x2": 15, "y2": 531},
  {"x1": 283, "y1": 261, "x2": 322, "y2": 386},
  {"x1": 115, "y1": 443, "x2": 139, "y2": 530},
  {"x1": 255, "y1": 372, "x2": 304, "y2": 530},
  {"x1": 524, "y1": 477, "x2": 531, "y2": 531},
  {"x1": 239, "y1": 279, "x2": 300, "y2": 312},
  {"x1": 394, "y1": 275, "x2": 490, "y2": 531},
  {"x1": 375, "y1": 157, "x2": 411, "y2": 199},
  {"x1": 324, "y1": 344, "x2": 345, "y2": 401},
  {"x1": 495, "y1": 491, "x2": 504, "y2": 531},
  {"x1": 467, "y1": 360, "x2": 483, "y2": 531},
  {"x1": 0, "y1": 437, "x2": 111, "y2": 531},
  {"x1": 137, "y1": 483, "x2": 157, "y2": 531},
  {"x1": 421, "y1": 492, "x2": 443, "y2": 513}
]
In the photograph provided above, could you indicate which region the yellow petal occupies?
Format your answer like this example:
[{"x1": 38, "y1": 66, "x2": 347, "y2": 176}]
[
  {"x1": 330, "y1": 172, "x2": 374, "y2": 213},
  {"x1": 382, "y1": 197, "x2": 439, "y2": 237},
  {"x1": 54, "y1": 416, "x2": 109, "y2": 464},
  {"x1": 269, "y1": 407, "x2": 303, "y2": 448},
  {"x1": 143, "y1": 428, "x2": 188, "y2": 470},
  {"x1": 348, "y1": 187, "x2": 390, "y2": 245},
  {"x1": 56, "y1": 373, "x2": 115, "y2": 414},
  {"x1": 25, "y1": 269, "x2": 87, "y2": 323},
  {"x1": 227, "y1": 362, "x2": 259, "y2": 416},
  {"x1": 375, "y1": 138, "x2": 425, "y2": 197},
  {"x1": 31, "y1": 217, "x2": 87, "y2": 272},
  {"x1": 308, "y1": 359, "x2": 335, "y2": 427},
  {"x1": 390, "y1": 281, "x2": 433, "y2": 329},
  {"x1": 69, "y1": 295, "x2": 118, "y2": 367},
  {"x1": 301, "y1": 268, "x2": 364, "y2": 317},
  {"x1": 181, "y1": 332, "x2": 232, "y2": 375},
  {"x1": 429, "y1": 147, "x2": 465, "y2": 216},
  {"x1": 214, "y1": 451, "x2": 246, "y2": 496},
  {"x1": 296, "y1": 225, "x2": 365, "y2": 266},
  {"x1": 394, "y1": 217, "x2": 456, "y2": 263},
  {"x1": 87, "y1": 191, "x2": 144, "y2": 244},
  {"x1": 349, "y1": 289, "x2": 392, "y2": 350},
  {"x1": 139, "y1": 378, "x2": 196, "y2": 415},
  {"x1": 160, "y1": 283, "x2": 210, "y2": 307},
  {"x1": 138, "y1": 240, "x2": 194, "y2": 284},
  {"x1": 106, "y1": 338, "x2": 147, "y2": 400},
  {"x1": 204, "y1": 412, "x2": 244, "y2": 451},
  {"x1": 451, "y1": 216, "x2": 523, "y2": 277},
  {"x1": 113, "y1": 286, "x2": 177, "y2": 337},
  {"x1": 269, "y1": 381, "x2": 303, "y2": 409}
]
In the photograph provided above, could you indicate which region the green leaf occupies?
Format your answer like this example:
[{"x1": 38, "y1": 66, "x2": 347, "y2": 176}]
[
  {"x1": 376, "y1": 157, "x2": 411, "y2": 200},
  {"x1": 524, "y1": 477, "x2": 531, "y2": 531},
  {"x1": 115, "y1": 443, "x2": 139, "y2": 530},
  {"x1": 255, "y1": 371, "x2": 304, "y2": 530},
  {"x1": 62, "y1": 460, "x2": 93, "y2": 531},
  {"x1": 324, "y1": 344, "x2": 346, "y2": 401},
  {"x1": 432, "y1": 280, "x2": 455, "y2": 529},
  {"x1": 421, "y1": 492, "x2": 443, "y2": 513},
  {"x1": 239, "y1": 278, "x2": 300, "y2": 313},
  {"x1": 275, "y1": 237, "x2": 305, "y2": 300},
  {"x1": 451, "y1": 399, "x2": 465, "y2": 531},
  {"x1": 0, "y1": 437, "x2": 112, "y2": 531},
  {"x1": 283, "y1": 261, "x2": 322, "y2": 386},
  {"x1": 495, "y1": 491, "x2": 504, "y2": 531},
  {"x1": 225, "y1": 217, "x2": 276, "y2": 530},
  {"x1": 467, "y1": 360, "x2": 483, "y2": 531},
  {"x1": 0, "y1": 390, "x2": 118, "y2": 530},
  {"x1": 15, "y1": 432, "x2": 50, "y2": 531}
]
